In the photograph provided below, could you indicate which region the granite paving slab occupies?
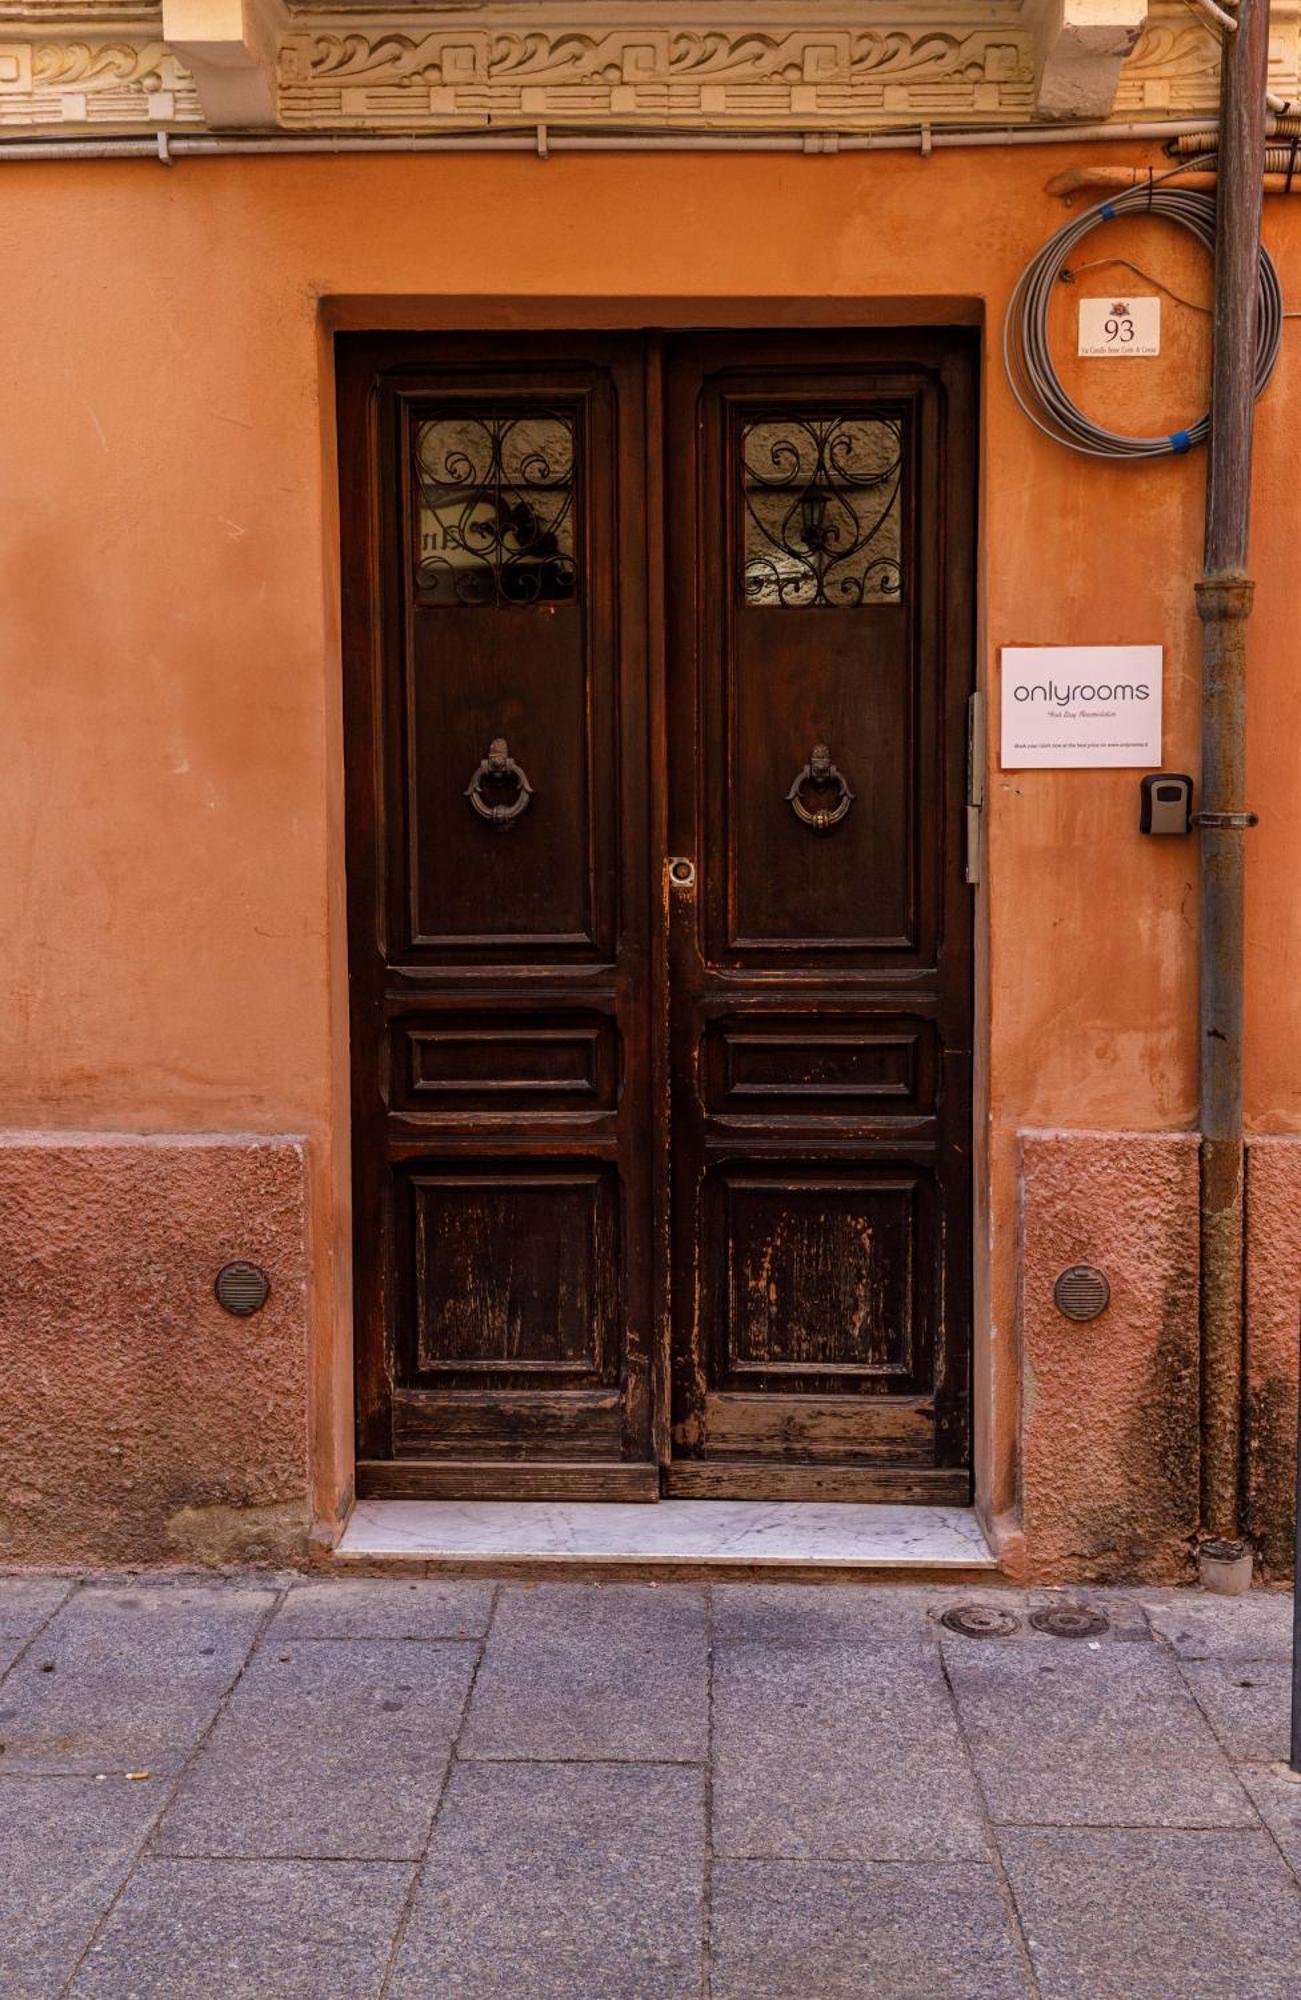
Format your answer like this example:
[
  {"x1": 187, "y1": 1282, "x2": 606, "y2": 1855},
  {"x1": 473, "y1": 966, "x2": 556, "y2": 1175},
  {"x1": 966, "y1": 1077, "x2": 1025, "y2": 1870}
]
[
  {"x1": 0, "y1": 1578, "x2": 75, "y2": 1638},
  {"x1": 943, "y1": 1641, "x2": 1255, "y2": 1827},
  {"x1": 1180, "y1": 1657, "x2": 1293, "y2": 1763},
  {"x1": 157, "y1": 1637, "x2": 478, "y2": 1859},
  {"x1": 1239, "y1": 1765, "x2": 1301, "y2": 1876},
  {"x1": 0, "y1": 1584, "x2": 273, "y2": 1775},
  {"x1": 711, "y1": 1582, "x2": 1022, "y2": 1651},
  {"x1": 999, "y1": 1826, "x2": 1301, "y2": 1999},
  {"x1": 269, "y1": 1577, "x2": 495, "y2": 1641},
  {"x1": 1140, "y1": 1590, "x2": 1296, "y2": 1661},
  {"x1": 68, "y1": 1858, "x2": 412, "y2": 2000},
  {"x1": 1025, "y1": 1591, "x2": 1153, "y2": 1643},
  {"x1": 460, "y1": 1584, "x2": 708, "y2": 1762},
  {"x1": 710, "y1": 1859, "x2": 1031, "y2": 1999},
  {"x1": 0, "y1": 1635, "x2": 31, "y2": 1676},
  {"x1": 387, "y1": 1760, "x2": 705, "y2": 2000},
  {"x1": 0, "y1": 1775, "x2": 163, "y2": 2000},
  {"x1": 713, "y1": 1634, "x2": 987, "y2": 1860}
]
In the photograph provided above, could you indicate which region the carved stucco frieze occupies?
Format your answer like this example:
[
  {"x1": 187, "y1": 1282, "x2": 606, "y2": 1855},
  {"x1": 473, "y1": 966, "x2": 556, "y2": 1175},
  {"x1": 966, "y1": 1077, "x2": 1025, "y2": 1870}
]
[
  {"x1": 0, "y1": 37, "x2": 201, "y2": 123},
  {"x1": 1113, "y1": 0, "x2": 1300, "y2": 116},
  {"x1": 275, "y1": 23, "x2": 1038, "y2": 129},
  {"x1": 0, "y1": 0, "x2": 1297, "y2": 138}
]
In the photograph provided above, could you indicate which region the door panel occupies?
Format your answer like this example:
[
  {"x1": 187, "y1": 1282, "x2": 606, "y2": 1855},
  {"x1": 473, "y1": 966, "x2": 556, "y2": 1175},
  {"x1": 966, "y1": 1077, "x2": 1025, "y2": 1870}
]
[
  {"x1": 396, "y1": 393, "x2": 617, "y2": 962},
  {"x1": 665, "y1": 333, "x2": 975, "y2": 1500},
  {"x1": 339, "y1": 335, "x2": 655, "y2": 1496}
]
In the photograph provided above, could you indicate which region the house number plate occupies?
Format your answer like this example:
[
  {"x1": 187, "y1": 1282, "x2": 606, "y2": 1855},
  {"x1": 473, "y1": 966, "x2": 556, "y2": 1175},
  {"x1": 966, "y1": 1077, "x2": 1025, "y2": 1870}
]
[{"x1": 1078, "y1": 296, "x2": 1161, "y2": 357}]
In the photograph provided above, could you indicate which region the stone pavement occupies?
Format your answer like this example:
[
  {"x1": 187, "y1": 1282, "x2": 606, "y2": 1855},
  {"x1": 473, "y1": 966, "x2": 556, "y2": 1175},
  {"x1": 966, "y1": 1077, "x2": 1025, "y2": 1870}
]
[{"x1": 2, "y1": 1575, "x2": 1300, "y2": 1999}]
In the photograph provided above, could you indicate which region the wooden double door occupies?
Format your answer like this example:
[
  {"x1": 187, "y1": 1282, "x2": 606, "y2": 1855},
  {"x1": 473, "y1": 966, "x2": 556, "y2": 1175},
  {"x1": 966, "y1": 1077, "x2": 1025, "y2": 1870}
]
[{"x1": 339, "y1": 328, "x2": 976, "y2": 1505}]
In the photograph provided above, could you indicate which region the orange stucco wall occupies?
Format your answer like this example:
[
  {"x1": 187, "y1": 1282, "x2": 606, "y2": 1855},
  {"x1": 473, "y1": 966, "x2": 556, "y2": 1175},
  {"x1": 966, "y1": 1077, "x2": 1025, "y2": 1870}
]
[{"x1": 2, "y1": 146, "x2": 1298, "y2": 1560}]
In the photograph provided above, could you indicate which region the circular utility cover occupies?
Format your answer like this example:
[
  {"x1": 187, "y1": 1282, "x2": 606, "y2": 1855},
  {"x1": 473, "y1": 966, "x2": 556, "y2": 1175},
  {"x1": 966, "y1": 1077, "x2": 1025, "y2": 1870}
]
[
  {"x1": 1053, "y1": 1264, "x2": 1111, "y2": 1322},
  {"x1": 214, "y1": 1260, "x2": 271, "y2": 1318},
  {"x1": 1028, "y1": 1603, "x2": 1109, "y2": 1640},
  {"x1": 939, "y1": 1603, "x2": 1021, "y2": 1639}
]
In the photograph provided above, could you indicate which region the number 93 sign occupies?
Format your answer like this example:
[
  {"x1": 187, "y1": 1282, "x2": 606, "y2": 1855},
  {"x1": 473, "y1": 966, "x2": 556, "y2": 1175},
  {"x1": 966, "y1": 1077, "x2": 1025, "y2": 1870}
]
[{"x1": 1078, "y1": 295, "x2": 1162, "y2": 357}]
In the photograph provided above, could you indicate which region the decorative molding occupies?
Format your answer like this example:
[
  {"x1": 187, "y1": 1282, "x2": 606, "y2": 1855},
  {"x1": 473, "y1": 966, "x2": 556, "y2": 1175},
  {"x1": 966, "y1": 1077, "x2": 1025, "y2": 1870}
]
[
  {"x1": 1034, "y1": 0, "x2": 1147, "y2": 121},
  {"x1": 0, "y1": 1, "x2": 159, "y2": 21},
  {"x1": 1112, "y1": 12, "x2": 1221, "y2": 113},
  {"x1": 0, "y1": 36, "x2": 201, "y2": 122},
  {"x1": 0, "y1": 0, "x2": 1296, "y2": 138},
  {"x1": 162, "y1": 0, "x2": 285, "y2": 124},
  {"x1": 1111, "y1": 0, "x2": 1300, "y2": 116},
  {"x1": 276, "y1": 22, "x2": 1038, "y2": 130}
]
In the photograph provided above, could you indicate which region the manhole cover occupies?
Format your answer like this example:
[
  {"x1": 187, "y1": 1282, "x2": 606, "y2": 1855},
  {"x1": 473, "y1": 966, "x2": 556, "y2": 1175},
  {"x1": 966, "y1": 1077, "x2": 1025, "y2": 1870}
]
[
  {"x1": 939, "y1": 1604, "x2": 1021, "y2": 1639},
  {"x1": 1028, "y1": 1604, "x2": 1109, "y2": 1640}
]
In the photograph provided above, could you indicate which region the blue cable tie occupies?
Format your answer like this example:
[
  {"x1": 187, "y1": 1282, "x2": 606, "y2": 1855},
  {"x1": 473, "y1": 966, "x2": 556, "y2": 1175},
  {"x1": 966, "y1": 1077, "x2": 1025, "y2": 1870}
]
[
  {"x1": 1100, "y1": 202, "x2": 1117, "y2": 220},
  {"x1": 1169, "y1": 430, "x2": 1193, "y2": 454}
]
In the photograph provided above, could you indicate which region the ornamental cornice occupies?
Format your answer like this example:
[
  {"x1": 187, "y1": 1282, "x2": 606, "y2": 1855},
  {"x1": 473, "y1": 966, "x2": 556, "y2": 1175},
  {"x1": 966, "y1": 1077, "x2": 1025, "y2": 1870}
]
[
  {"x1": 0, "y1": 0, "x2": 1296, "y2": 140},
  {"x1": 0, "y1": 36, "x2": 202, "y2": 124},
  {"x1": 276, "y1": 21, "x2": 1037, "y2": 131}
]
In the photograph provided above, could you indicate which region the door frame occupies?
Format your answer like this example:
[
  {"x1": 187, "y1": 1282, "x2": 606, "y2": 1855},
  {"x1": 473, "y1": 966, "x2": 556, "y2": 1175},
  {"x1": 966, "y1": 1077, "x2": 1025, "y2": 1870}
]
[{"x1": 325, "y1": 300, "x2": 986, "y2": 1516}]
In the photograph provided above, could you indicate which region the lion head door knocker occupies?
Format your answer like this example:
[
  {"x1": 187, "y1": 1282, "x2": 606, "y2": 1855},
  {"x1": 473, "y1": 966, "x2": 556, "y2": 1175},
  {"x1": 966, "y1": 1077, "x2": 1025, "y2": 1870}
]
[
  {"x1": 786, "y1": 743, "x2": 854, "y2": 831},
  {"x1": 466, "y1": 736, "x2": 534, "y2": 831}
]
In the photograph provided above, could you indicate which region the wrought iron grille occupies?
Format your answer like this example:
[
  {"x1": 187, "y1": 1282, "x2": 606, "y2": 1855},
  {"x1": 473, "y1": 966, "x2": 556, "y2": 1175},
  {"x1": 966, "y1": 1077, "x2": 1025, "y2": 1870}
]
[
  {"x1": 740, "y1": 412, "x2": 903, "y2": 608},
  {"x1": 414, "y1": 410, "x2": 577, "y2": 606}
]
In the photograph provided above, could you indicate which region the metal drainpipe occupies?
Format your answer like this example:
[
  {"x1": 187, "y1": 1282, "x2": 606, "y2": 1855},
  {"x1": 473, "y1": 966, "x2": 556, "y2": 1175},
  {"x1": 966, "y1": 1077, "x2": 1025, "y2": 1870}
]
[{"x1": 1197, "y1": 0, "x2": 1270, "y2": 1558}]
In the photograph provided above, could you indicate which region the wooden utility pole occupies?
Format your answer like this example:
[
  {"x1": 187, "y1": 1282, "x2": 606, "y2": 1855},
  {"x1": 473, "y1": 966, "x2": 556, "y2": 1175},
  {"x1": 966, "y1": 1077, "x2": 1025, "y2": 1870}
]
[{"x1": 1197, "y1": 0, "x2": 1270, "y2": 1548}]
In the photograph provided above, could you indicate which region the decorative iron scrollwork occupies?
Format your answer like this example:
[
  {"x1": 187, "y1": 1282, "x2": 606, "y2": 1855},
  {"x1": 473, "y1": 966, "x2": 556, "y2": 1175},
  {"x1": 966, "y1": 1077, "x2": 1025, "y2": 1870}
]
[
  {"x1": 741, "y1": 413, "x2": 903, "y2": 608},
  {"x1": 415, "y1": 411, "x2": 576, "y2": 607},
  {"x1": 787, "y1": 744, "x2": 855, "y2": 830},
  {"x1": 466, "y1": 738, "x2": 534, "y2": 830}
]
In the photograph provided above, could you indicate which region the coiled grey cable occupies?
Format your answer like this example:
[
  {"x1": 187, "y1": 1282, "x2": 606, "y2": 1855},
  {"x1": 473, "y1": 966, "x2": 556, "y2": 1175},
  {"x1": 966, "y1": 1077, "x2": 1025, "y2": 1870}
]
[{"x1": 1003, "y1": 182, "x2": 1283, "y2": 458}]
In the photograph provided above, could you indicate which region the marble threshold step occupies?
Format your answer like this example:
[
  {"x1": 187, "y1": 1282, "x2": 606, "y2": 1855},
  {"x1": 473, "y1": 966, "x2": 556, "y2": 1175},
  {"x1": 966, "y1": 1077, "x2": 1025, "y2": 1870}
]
[{"x1": 329, "y1": 1498, "x2": 998, "y2": 1580}]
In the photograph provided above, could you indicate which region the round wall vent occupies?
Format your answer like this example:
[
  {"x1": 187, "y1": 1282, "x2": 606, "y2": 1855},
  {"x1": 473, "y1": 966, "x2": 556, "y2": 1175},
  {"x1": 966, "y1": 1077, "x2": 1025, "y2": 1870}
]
[
  {"x1": 1053, "y1": 1264, "x2": 1110, "y2": 1322},
  {"x1": 214, "y1": 1261, "x2": 271, "y2": 1318}
]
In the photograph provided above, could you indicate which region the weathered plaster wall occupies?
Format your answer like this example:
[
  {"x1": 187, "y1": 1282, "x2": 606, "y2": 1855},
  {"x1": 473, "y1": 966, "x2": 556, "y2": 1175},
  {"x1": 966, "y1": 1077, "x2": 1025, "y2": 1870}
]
[
  {"x1": 1018, "y1": 1131, "x2": 1201, "y2": 1583},
  {"x1": 0, "y1": 1136, "x2": 308, "y2": 1566},
  {"x1": 1245, "y1": 1139, "x2": 1301, "y2": 1578},
  {"x1": 0, "y1": 149, "x2": 1296, "y2": 1565}
]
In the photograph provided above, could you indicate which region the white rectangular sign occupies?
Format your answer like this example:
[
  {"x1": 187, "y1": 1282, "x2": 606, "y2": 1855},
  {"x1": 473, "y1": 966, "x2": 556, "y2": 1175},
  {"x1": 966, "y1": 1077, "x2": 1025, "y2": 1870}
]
[
  {"x1": 1078, "y1": 295, "x2": 1161, "y2": 357},
  {"x1": 1001, "y1": 646, "x2": 1163, "y2": 769}
]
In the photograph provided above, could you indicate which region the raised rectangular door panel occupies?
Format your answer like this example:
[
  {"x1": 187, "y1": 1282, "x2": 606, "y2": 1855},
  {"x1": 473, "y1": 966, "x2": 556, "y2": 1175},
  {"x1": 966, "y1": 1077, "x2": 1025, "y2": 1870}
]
[
  {"x1": 339, "y1": 334, "x2": 653, "y2": 1482},
  {"x1": 665, "y1": 332, "x2": 976, "y2": 1498},
  {"x1": 719, "y1": 1170, "x2": 927, "y2": 1380},
  {"x1": 389, "y1": 1012, "x2": 619, "y2": 1116},
  {"x1": 704, "y1": 1011, "x2": 938, "y2": 1117}
]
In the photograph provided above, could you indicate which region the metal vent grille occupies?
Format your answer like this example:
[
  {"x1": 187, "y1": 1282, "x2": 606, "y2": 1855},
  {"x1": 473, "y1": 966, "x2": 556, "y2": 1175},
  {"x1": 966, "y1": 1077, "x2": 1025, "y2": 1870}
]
[
  {"x1": 214, "y1": 1261, "x2": 271, "y2": 1318},
  {"x1": 1053, "y1": 1264, "x2": 1110, "y2": 1322}
]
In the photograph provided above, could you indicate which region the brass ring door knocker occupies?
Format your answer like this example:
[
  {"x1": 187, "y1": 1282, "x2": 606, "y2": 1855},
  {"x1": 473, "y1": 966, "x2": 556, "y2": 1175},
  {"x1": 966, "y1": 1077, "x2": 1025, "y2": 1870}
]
[
  {"x1": 786, "y1": 743, "x2": 854, "y2": 830},
  {"x1": 466, "y1": 737, "x2": 534, "y2": 831}
]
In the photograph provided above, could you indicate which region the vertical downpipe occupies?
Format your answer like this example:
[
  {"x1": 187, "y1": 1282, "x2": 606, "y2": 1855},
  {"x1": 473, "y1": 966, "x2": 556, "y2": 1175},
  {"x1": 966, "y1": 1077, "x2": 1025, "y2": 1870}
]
[{"x1": 1197, "y1": 0, "x2": 1269, "y2": 1550}]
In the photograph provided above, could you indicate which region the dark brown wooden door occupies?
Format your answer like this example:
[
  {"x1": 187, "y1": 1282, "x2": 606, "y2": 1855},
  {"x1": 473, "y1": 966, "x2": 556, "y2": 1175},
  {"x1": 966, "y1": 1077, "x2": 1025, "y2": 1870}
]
[
  {"x1": 340, "y1": 328, "x2": 974, "y2": 1505},
  {"x1": 339, "y1": 334, "x2": 657, "y2": 1500},
  {"x1": 664, "y1": 334, "x2": 975, "y2": 1504}
]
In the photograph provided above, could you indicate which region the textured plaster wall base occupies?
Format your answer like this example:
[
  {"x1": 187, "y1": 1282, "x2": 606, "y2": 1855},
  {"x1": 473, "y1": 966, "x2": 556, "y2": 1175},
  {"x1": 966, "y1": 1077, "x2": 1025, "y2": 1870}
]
[
  {"x1": 0, "y1": 1134, "x2": 309, "y2": 1568},
  {"x1": 1019, "y1": 1131, "x2": 1200, "y2": 1584},
  {"x1": 1245, "y1": 1138, "x2": 1301, "y2": 1577}
]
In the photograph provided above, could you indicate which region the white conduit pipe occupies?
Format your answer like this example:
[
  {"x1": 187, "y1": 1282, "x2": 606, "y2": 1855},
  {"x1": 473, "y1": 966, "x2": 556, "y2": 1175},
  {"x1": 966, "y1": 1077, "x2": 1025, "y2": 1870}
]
[
  {"x1": 0, "y1": 118, "x2": 1234, "y2": 165},
  {"x1": 1188, "y1": 0, "x2": 1242, "y2": 33}
]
